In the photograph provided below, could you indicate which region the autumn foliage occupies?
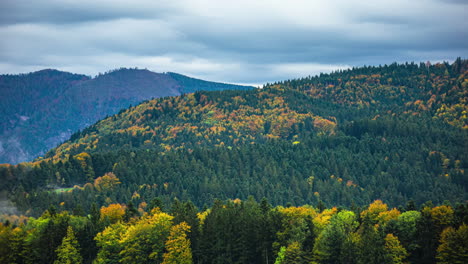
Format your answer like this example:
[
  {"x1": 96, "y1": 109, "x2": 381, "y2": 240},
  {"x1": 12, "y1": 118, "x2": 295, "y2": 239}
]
[
  {"x1": 94, "y1": 172, "x2": 121, "y2": 191},
  {"x1": 100, "y1": 203, "x2": 125, "y2": 223}
]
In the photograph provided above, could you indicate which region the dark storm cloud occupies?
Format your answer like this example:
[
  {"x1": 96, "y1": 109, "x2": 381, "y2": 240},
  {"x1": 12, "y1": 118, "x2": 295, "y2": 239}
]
[
  {"x1": 0, "y1": 0, "x2": 467, "y2": 85},
  {"x1": 0, "y1": 0, "x2": 172, "y2": 25}
]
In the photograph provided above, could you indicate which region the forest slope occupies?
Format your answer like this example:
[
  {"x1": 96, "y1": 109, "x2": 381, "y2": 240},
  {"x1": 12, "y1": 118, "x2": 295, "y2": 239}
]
[
  {"x1": 1, "y1": 59, "x2": 467, "y2": 216},
  {"x1": 0, "y1": 68, "x2": 252, "y2": 164}
]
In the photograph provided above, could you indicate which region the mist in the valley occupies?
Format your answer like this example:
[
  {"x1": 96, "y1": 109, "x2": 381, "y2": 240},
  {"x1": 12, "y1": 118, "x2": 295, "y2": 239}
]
[{"x1": 0, "y1": 192, "x2": 19, "y2": 215}]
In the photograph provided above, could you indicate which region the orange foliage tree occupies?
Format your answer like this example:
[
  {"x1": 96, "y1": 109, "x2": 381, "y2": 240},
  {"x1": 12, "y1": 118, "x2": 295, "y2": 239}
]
[
  {"x1": 100, "y1": 204, "x2": 125, "y2": 223},
  {"x1": 94, "y1": 172, "x2": 121, "y2": 192}
]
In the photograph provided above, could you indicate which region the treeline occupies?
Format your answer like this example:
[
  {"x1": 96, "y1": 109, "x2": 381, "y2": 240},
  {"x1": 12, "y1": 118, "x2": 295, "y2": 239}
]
[{"x1": 1, "y1": 198, "x2": 467, "y2": 264}]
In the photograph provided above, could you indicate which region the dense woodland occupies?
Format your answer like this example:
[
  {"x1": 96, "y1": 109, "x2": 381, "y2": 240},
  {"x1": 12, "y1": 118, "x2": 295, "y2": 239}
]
[
  {"x1": 3, "y1": 114, "x2": 467, "y2": 216},
  {"x1": 1, "y1": 198, "x2": 467, "y2": 264},
  {"x1": 0, "y1": 59, "x2": 467, "y2": 263}
]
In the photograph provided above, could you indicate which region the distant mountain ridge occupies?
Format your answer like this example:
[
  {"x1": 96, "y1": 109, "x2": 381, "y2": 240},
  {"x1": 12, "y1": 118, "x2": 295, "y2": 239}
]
[{"x1": 0, "y1": 68, "x2": 253, "y2": 164}]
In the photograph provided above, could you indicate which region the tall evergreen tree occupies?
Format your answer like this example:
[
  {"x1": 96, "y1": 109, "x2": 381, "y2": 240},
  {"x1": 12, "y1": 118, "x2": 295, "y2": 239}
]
[{"x1": 54, "y1": 226, "x2": 83, "y2": 264}]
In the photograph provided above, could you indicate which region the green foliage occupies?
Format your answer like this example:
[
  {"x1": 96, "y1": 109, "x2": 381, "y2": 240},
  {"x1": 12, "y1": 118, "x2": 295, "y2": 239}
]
[
  {"x1": 357, "y1": 223, "x2": 386, "y2": 264},
  {"x1": 437, "y1": 224, "x2": 468, "y2": 264},
  {"x1": 283, "y1": 241, "x2": 306, "y2": 264},
  {"x1": 118, "y1": 209, "x2": 173, "y2": 263},
  {"x1": 1, "y1": 59, "x2": 468, "y2": 263},
  {"x1": 1, "y1": 199, "x2": 468, "y2": 264},
  {"x1": 394, "y1": 210, "x2": 421, "y2": 255},
  {"x1": 268, "y1": 59, "x2": 468, "y2": 129},
  {"x1": 0, "y1": 224, "x2": 27, "y2": 264},
  {"x1": 274, "y1": 246, "x2": 286, "y2": 264},
  {"x1": 383, "y1": 233, "x2": 408, "y2": 264},
  {"x1": 43, "y1": 89, "x2": 319, "y2": 161},
  {"x1": 170, "y1": 200, "x2": 200, "y2": 261},
  {"x1": 23, "y1": 211, "x2": 70, "y2": 264},
  {"x1": 313, "y1": 211, "x2": 358, "y2": 264},
  {"x1": 1, "y1": 60, "x2": 466, "y2": 217},
  {"x1": 7, "y1": 113, "x2": 467, "y2": 216},
  {"x1": 94, "y1": 222, "x2": 126, "y2": 264},
  {"x1": 54, "y1": 226, "x2": 83, "y2": 264}
]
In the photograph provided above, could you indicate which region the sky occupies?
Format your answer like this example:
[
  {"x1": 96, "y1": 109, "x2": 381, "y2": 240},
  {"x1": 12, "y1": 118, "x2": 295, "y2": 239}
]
[{"x1": 0, "y1": 0, "x2": 467, "y2": 86}]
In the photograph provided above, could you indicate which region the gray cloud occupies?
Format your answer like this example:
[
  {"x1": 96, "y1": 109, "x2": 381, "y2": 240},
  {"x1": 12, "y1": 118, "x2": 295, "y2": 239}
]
[
  {"x1": 0, "y1": 0, "x2": 467, "y2": 85},
  {"x1": 0, "y1": 0, "x2": 174, "y2": 25}
]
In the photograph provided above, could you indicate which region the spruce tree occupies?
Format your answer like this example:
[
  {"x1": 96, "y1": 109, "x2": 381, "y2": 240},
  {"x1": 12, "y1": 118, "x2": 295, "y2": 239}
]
[{"x1": 54, "y1": 226, "x2": 83, "y2": 264}]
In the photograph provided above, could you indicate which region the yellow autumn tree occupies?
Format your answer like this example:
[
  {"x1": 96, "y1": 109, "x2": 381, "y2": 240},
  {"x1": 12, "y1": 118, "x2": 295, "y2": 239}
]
[
  {"x1": 361, "y1": 200, "x2": 388, "y2": 224},
  {"x1": 377, "y1": 208, "x2": 401, "y2": 224},
  {"x1": 278, "y1": 206, "x2": 317, "y2": 220},
  {"x1": 429, "y1": 205, "x2": 454, "y2": 227},
  {"x1": 313, "y1": 117, "x2": 337, "y2": 135},
  {"x1": 94, "y1": 222, "x2": 127, "y2": 264},
  {"x1": 100, "y1": 204, "x2": 125, "y2": 223},
  {"x1": 119, "y1": 208, "x2": 173, "y2": 263},
  {"x1": 94, "y1": 172, "x2": 121, "y2": 191},
  {"x1": 163, "y1": 222, "x2": 192, "y2": 264},
  {"x1": 313, "y1": 207, "x2": 338, "y2": 232}
]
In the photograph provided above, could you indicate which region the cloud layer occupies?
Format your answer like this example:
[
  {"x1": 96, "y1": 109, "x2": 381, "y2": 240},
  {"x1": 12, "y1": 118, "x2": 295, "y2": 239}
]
[{"x1": 1, "y1": 0, "x2": 467, "y2": 85}]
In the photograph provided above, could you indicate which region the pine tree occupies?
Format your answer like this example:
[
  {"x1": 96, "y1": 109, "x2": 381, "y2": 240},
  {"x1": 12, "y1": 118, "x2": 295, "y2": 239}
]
[{"x1": 54, "y1": 226, "x2": 83, "y2": 264}]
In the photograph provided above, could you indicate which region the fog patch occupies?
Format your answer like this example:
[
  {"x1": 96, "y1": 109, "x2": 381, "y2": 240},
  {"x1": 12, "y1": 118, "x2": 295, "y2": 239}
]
[{"x1": 0, "y1": 199, "x2": 19, "y2": 215}]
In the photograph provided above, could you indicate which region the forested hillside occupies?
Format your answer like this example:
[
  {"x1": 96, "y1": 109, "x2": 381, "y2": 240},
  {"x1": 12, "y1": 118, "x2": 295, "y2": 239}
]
[
  {"x1": 268, "y1": 58, "x2": 468, "y2": 129},
  {"x1": 0, "y1": 59, "x2": 466, "y2": 214},
  {"x1": 0, "y1": 59, "x2": 467, "y2": 263},
  {"x1": 0, "y1": 68, "x2": 252, "y2": 164}
]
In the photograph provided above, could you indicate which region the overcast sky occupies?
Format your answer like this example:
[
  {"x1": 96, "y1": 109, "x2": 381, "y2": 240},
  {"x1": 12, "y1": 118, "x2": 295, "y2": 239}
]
[{"x1": 0, "y1": 0, "x2": 467, "y2": 85}]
